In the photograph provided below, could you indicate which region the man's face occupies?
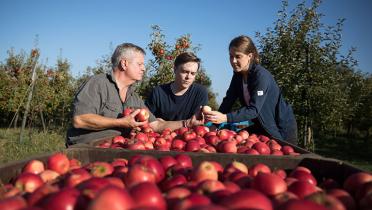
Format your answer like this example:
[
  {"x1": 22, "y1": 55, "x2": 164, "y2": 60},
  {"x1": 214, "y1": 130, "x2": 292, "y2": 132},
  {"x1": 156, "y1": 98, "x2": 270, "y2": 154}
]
[
  {"x1": 123, "y1": 51, "x2": 145, "y2": 81},
  {"x1": 174, "y1": 61, "x2": 198, "y2": 89}
]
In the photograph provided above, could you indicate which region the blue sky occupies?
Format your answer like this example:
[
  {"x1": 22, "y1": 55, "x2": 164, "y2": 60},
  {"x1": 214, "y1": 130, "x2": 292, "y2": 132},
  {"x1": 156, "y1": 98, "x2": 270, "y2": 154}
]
[{"x1": 1, "y1": 0, "x2": 371, "y2": 103}]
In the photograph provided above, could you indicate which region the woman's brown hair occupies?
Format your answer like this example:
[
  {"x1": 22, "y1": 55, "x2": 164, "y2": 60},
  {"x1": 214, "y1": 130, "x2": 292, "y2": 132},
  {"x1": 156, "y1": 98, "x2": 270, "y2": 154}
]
[{"x1": 229, "y1": 35, "x2": 260, "y2": 64}]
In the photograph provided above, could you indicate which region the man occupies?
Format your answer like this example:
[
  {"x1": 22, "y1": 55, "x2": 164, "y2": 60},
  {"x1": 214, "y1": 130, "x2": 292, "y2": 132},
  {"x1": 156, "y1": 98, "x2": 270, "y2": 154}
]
[
  {"x1": 145, "y1": 52, "x2": 208, "y2": 121},
  {"x1": 66, "y1": 43, "x2": 204, "y2": 145}
]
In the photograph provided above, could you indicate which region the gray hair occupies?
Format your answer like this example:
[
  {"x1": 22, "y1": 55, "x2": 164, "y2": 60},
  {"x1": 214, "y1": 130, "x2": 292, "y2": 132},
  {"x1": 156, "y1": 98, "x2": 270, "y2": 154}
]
[{"x1": 111, "y1": 43, "x2": 146, "y2": 69}]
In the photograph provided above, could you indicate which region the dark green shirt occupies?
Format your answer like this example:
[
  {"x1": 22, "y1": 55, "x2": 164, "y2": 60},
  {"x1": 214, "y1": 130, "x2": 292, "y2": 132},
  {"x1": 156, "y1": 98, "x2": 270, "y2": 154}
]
[{"x1": 66, "y1": 70, "x2": 156, "y2": 145}]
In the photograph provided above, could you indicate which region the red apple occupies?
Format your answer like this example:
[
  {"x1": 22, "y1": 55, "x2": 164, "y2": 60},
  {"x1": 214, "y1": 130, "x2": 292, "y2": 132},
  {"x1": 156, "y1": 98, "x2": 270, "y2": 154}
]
[
  {"x1": 305, "y1": 191, "x2": 346, "y2": 210},
  {"x1": 127, "y1": 140, "x2": 146, "y2": 150},
  {"x1": 271, "y1": 149, "x2": 284, "y2": 156},
  {"x1": 76, "y1": 177, "x2": 112, "y2": 199},
  {"x1": 192, "y1": 161, "x2": 218, "y2": 183},
  {"x1": 272, "y1": 191, "x2": 299, "y2": 208},
  {"x1": 65, "y1": 168, "x2": 92, "y2": 187},
  {"x1": 327, "y1": 188, "x2": 356, "y2": 210},
  {"x1": 223, "y1": 181, "x2": 241, "y2": 193},
  {"x1": 135, "y1": 108, "x2": 150, "y2": 122},
  {"x1": 320, "y1": 178, "x2": 340, "y2": 190},
  {"x1": 217, "y1": 129, "x2": 231, "y2": 141},
  {"x1": 39, "y1": 169, "x2": 60, "y2": 183},
  {"x1": 123, "y1": 107, "x2": 133, "y2": 116},
  {"x1": 130, "y1": 182, "x2": 166, "y2": 210},
  {"x1": 27, "y1": 183, "x2": 59, "y2": 206},
  {"x1": 15, "y1": 173, "x2": 44, "y2": 193},
  {"x1": 69, "y1": 158, "x2": 82, "y2": 170},
  {"x1": 47, "y1": 153, "x2": 70, "y2": 174},
  {"x1": 197, "y1": 180, "x2": 225, "y2": 194},
  {"x1": 219, "y1": 189, "x2": 273, "y2": 210},
  {"x1": 175, "y1": 154, "x2": 193, "y2": 168},
  {"x1": 176, "y1": 127, "x2": 189, "y2": 135},
  {"x1": 88, "y1": 186, "x2": 134, "y2": 210},
  {"x1": 253, "y1": 172, "x2": 287, "y2": 196},
  {"x1": 194, "y1": 126, "x2": 209, "y2": 137},
  {"x1": 238, "y1": 130, "x2": 249, "y2": 140},
  {"x1": 218, "y1": 141, "x2": 237, "y2": 153},
  {"x1": 249, "y1": 163, "x2": 271, "y2": 177},
  {"x1": 166, "y1": 187, "x2": 191, "y2": 200},
  {"x1": 111, "y1": 158, "x2": 128, "y2": 167},
  {"x1": 104, "y1": 177, "x2": 125, "y2": 189},
  {"x1": 40, "y1": 187, "x2": 81, "y2": 210},
  {"x1": 129, "y1": 155, "x2": 165, "y2": 183},
  {"x1": 185, "y1": 140, "x2": 201, "y2": 152},
  {"x1": 245, "y1": 148, "x2": 260, "y2": 155},
  {"x1": 210, "y1": 161, "x2": 224, "y2": 175},
  {"x1": 359, "y1": 193, "x2": 372, "y2": 210},
  {"x1": 252, "y1": 142, "x2": 271, "y2": 155},
  {"x1": 124, "y1": 164, "x2": 156, "y2": 188},
  {"x1": 161, "y1": 174, "x2": 187, "y2": 192},
  {"x1": 223, "y1": 161, "x2": 248, "y2": 180},
  {"x1": 173, "y1": 193, "x2": 211, "y2": 210},
  {"x1": 159, "y1": 155, "x2": 178, "y2": 171},
  {"x1": 279, "y1": 199, "x2": 328, "y2": 210},
  {"x1": 343, "y1": 172, "x2": 372, "y2": 195},
  {"x1": 134, "y1": 132, "x2": 148, "y2": 142},
  {"x1": 183, "y1": 131, "x2": 197, "y2": 141},
  {"x1": 89, "y1": 161, "x2": 114, "y2": 177},
  {"x1": 22, "y1": 160, "x2": 45, "y2": 175},
  {"x1": 171, "y1": 139, "x2": 186, "y2": 150},
  {"x1": 205, "y1": 135, "x2": 220, "y2": 146},
  {"x1": 0, "y1": 196, "x2": 27, "y2": 210},
  {"x1": 288, "y1": 180, "x2": 321, "y2": 199},
  {"x1": 290, "y1": 170, "x2": 317, "y2": 185},
  {"x1": 282, "y1": 145, "x2": 295, "y2": 155},
  {"x1": 112, "y1": 135, "x2": 126, "y2": 144}
]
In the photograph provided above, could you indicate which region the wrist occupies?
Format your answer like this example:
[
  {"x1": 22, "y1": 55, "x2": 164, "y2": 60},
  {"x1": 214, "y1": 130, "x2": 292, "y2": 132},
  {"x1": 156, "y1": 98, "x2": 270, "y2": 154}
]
[{"x1": 182, "y1": 119, "x2": 190, "y2": 128}]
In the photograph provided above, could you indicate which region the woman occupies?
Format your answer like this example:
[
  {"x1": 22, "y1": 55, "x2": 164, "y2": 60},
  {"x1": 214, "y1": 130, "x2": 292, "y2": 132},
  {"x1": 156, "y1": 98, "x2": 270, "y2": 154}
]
[{"x1": 205, "y1": 35, "x2": 298, "y2": 145}]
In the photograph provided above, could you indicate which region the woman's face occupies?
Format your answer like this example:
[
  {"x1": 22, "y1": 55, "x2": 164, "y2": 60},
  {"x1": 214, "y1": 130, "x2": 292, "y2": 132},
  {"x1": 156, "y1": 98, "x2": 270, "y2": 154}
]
[{"x1": 229, "y1": 48, "x2": 252, "y2": 73}]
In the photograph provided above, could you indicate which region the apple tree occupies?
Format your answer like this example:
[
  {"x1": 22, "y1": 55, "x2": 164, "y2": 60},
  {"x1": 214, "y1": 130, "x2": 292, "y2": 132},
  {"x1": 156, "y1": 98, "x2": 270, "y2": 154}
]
[
  {"x1": 137, "y1": 25, "x2": 218, "y2": 110},
  {"x1": 256, "y1": 0, "x2": 360, "y2": 149}
]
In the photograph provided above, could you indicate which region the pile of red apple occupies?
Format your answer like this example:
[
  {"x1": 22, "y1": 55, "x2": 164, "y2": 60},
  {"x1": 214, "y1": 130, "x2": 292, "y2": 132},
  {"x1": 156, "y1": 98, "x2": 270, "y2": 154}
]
[
  {"x1": 1, "y1": 152, "x2": 372, "y2": 210},
  {"x1": 99, "y1": 113, "x2": 300, "y2": 156}
]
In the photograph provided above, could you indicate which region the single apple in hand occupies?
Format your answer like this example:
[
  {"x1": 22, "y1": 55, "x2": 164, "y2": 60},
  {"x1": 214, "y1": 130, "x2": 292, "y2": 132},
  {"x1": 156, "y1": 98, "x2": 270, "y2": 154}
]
[
  {"x1": 202, "y1": 105, "x2": 212, "y2": 113},
  {"x1": 135, "y1": 108, "x2": 150, "y2": 122}
]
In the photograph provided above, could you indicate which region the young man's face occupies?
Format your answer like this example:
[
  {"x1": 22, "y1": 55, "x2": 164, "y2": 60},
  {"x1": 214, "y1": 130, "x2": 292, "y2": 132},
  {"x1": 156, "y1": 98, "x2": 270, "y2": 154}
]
[
  {"x1": 122, "y1": 51, "x2": 145, "y2": 81},
  {"x1": 174, "y1": 61, "x2": 198, "y2": 89}
]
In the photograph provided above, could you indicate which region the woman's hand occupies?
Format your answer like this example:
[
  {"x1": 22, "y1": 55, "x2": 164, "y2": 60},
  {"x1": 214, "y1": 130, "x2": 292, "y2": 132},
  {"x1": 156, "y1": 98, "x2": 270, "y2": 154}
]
[{"x1": 204, "y1": 111, "x2": 227, "y2": 124}]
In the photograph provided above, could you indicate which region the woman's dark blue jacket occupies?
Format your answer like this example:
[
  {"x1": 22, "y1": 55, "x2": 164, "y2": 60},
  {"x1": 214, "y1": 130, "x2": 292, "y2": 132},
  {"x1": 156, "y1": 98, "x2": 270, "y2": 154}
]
[{"x1": 219, "y1": 64, "x2": 297, "y2": 143}]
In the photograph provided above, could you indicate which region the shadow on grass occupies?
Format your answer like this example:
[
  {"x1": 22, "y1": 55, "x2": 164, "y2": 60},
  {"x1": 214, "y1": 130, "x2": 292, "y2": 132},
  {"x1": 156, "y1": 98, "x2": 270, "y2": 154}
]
[{"x1": 314, "y1": 136, "x2": 372, "y2": 172}]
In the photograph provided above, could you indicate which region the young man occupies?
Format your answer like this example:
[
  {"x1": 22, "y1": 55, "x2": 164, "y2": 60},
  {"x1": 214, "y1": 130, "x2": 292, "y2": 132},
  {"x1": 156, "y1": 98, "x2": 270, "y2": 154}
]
[
  {"x1": 145, "y1": 52, "x2": 208, "y2": 121},
  {"x1": 66, "y1": 43, "x2": 204, "y2": 145}
]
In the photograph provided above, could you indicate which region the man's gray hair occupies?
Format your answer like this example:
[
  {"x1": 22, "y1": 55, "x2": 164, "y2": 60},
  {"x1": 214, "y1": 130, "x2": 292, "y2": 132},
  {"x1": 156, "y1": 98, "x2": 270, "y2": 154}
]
[{"x1": 111, "y1": 43, "x2": 146, "y2": 69}]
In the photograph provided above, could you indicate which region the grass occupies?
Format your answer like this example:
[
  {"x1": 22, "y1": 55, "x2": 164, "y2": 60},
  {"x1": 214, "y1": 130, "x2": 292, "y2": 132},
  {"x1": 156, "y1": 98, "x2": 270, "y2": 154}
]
[
  {"x1": 0, "y1": 128, "x2": 371, "y2": 172},
  {"x1": 314, "y1": 135, "x2": 372, "y2": 172},
  {"x1": 0, "y1": 128, "x2": 65, "y2": 164}
]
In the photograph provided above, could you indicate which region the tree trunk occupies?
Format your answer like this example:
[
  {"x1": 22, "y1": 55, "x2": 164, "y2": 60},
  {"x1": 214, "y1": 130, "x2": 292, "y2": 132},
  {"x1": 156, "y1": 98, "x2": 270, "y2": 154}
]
[
  {"x1": 19, "y1": 53, "x2": 39, "y2": 143},
  {"x1": 14, "y1": 113, "x2": 18, "y2": 128},
  {"x1": 40, "y1": 110, "x2": 46, "y2": 132}
]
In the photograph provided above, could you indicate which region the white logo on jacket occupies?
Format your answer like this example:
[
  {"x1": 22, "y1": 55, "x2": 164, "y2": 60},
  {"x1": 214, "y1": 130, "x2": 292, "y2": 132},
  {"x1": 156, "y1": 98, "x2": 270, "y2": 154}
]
[{"x1": 257, "y1": 90, "x2": 263, "y2": 96}]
